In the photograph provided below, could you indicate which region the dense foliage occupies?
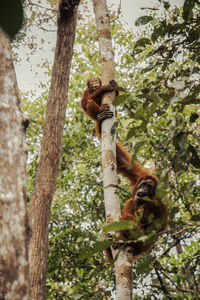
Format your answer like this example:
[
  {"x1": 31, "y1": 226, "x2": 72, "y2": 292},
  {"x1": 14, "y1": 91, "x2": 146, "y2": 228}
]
[
  {"x1": 21, "y1": 0, "x2": 200, "y2": 299},
  {"x1": 114, "y1": 1, "x2": 200, "y2": 299}
]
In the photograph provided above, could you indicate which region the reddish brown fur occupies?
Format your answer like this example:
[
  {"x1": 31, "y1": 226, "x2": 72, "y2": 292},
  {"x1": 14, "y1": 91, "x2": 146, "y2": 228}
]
[
  {"x1": 81, "y1": 77, "x2": 118, "y2": 138},
  {"x1": 81, "y1": 78, "x2": 168, "y2": 261},
  {"x1": 106, "y1": 148, "x2": 168, "y2": 261},
  {"x1": 105, "y1": 174, "x2": 168, "y2": 261},
  {"x1": 108, "y1": 141, "x2": 168, "y2": 261},
  {"x1": 116, "y1": 142, "x2": 154, "y2": 186}
]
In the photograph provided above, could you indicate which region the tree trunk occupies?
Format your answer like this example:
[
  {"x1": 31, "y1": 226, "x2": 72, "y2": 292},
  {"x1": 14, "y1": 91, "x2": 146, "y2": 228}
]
[
  {"x1": 28, "y1": 1, "x2": 80, "y2": 299},
  {"x1": 92, "y1": 1, "x2": 133, "y2": 299},
  {"x1": 0, "y1": 30, "x2": 30, "y2": 300}
]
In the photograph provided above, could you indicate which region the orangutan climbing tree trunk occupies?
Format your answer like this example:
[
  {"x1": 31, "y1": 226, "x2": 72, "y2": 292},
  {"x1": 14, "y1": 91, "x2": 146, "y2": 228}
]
[{"x1": 92, "y1": 1, "x2": 133, "y2": 299}]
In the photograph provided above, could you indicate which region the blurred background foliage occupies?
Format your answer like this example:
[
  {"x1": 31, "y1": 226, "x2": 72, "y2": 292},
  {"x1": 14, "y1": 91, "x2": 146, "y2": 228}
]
[{"x1": 18, "y1": 0, "x2": 200, "y2": 298}]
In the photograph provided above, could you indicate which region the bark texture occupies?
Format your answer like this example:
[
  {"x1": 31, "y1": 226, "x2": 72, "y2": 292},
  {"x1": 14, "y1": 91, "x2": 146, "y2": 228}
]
[
  {"x1": 93, "y1": 0, "x2": 120, "y2": 223},
  {"x1": 0, "y1": 31, "x2": 30, "y2": 300},
  {"x1": 28, "y1": 2, "x2": 79, "y2": 299},
  {"x1": 92, "y1": 1, "x2": 133, "y2": 299}
]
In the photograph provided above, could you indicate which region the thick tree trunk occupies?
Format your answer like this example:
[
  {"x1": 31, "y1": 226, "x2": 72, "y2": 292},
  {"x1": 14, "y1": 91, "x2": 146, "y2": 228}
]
[
  {"x1": 0, "y1": 31, "x2": 30, "y2": 300},
  {"x1": 92, "y1": 1, "x2": 133, "y2": 299},
  {"x1": 28, "y1": 1, "x2": 80, "y2": 299}
]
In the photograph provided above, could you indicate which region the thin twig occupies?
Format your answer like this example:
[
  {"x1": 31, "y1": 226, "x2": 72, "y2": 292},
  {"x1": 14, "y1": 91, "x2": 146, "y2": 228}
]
[
  {"x1": 161, "y1": 270, "x2": 194, "y2": 294},
  {"x1": 28, "y1": 1, "x2": 57, "y2": 13},
  {"x1": 160, "y1": 238, "x2": 180, "y2": 257},
  {"x1": 155, "y1": 268, "x2": 173, "y2": 300},
  {"x1": 40, "y1": 26, "x2": 56, "y2": 33}
]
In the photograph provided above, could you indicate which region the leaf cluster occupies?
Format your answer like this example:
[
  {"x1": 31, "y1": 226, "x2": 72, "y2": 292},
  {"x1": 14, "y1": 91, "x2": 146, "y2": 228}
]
[{"x1": 22, "y1": 0, "x2": 200, "y2": 298}]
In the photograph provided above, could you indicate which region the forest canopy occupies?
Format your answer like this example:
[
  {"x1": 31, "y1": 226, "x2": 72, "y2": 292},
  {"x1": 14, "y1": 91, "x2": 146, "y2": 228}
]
[{"x1": 12, "y1": 0, "x2": 200, "y2": 299}]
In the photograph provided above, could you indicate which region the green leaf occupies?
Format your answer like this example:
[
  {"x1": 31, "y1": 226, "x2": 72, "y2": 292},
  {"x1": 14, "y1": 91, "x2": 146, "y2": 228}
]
[
  {"x1": 183, "y1": 0, "x2": 196, "y2": 21},
  {"x1": 103, "y1": 220, "x2": 137, "y2": 233},
  {"x1": 126, "y1": 128, "x2": 135, "y2": 140},
  {"x1": 163, "y1": 1, "x2": 170, "y2": 10},
  {"x1": 146, "y1": 95, "x2": 159, "y2": 119},
  {"x1": 134, "y1": 38, "x2": 152, "y2": 49},
  {"x1": 190, "y1": 113, "x2": 199, "y2": 123},
  {"x1": 191, "y1": 214, "x2": 200, "y2": 222},
  {"x1": 129, "y1": 230, "x2": 145, "y2": 240},
  {"x1": 136, "y1": 257, "x2": 153, "y2": 275},
  {"x1": 133, "y1": 141, "x2": 145, "y2": 157},
  {"x1": 151, "y1": 22, "x2": 166, "y2": 42},
  {"x1": 156, "y1": 174, "x2": 169, "y2": 199},
  {"x1": 78, "y1": 240, "x2": 113, "y2": 261},
  {"x1": 181, "y1": 97, "x2": 199, "y2": 105},
  {"x1": 188, "y1": 144, "x2": 200, "y2": 168},
  {"x1": 113, "y1": 95, "x2": 127, "y2": 106},
  {"x1": 135, "y1": 16, "x2": 154, "y2": 27},
  {"x1": 169, "y1": 23, "x2": 186, "y2": 35},
  {"x1": 182, "y1": 84, "x2": 200, "y2": 105},
  {"x1": 126, "y1": 126, "x2": 142, "y2": 140}
]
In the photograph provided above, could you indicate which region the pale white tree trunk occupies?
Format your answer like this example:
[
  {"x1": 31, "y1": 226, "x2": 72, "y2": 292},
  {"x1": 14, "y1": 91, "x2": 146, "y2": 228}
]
[
  {"x1": 0, "y1": 31, "x2": 30, "y2": 300},
  {"x1": 92, "y1": 1, "x2": 133, "y2": 299}
]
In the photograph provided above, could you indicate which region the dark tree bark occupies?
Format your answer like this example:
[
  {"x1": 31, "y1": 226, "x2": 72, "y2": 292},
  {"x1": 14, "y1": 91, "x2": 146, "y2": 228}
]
[
  {"x1": 28, "y1": 1, "x2": 80, "y2": 299},
  {"x1": 0, "y1": 30, "x2": 30, "y2": 300}
]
